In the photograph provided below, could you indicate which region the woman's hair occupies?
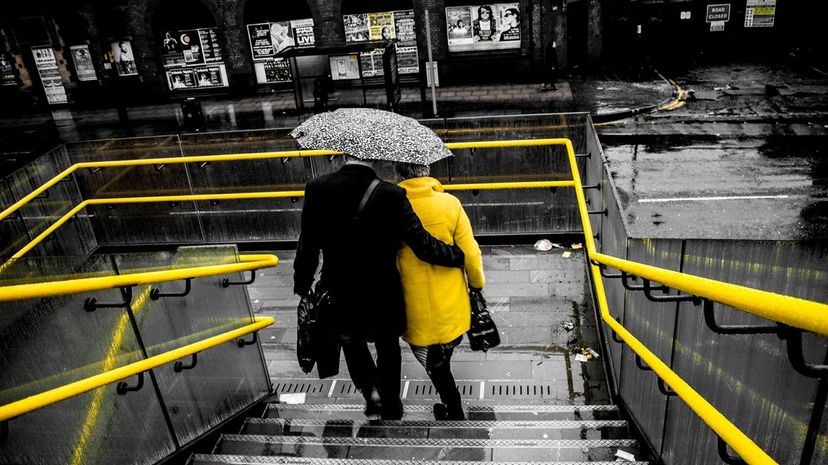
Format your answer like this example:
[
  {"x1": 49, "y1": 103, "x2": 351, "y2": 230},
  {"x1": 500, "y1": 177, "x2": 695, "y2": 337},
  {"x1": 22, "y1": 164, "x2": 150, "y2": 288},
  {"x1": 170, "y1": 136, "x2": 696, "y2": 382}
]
[
  {"x1": 396, "y1": 162, "x2": 430, "y2": 180},
  {"x1": 478, "y1": 5, "x2": 493, "y2": 17}
]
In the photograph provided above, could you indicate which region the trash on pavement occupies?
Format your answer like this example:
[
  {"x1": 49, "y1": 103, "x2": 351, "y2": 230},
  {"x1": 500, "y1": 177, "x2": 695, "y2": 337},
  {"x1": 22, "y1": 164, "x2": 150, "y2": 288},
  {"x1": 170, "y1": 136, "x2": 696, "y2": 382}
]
[
  {"x1": 574, "y1": 353, "x2": 589, "y2": 363},
  {"x1": 587, "y1": 348, "x2": 600, "y2": 359},
  {"x1": 534, "y1": 239, "x2": 562, "y2": 251},
  {"x1": 562, "y1": 251, "x2": 572, "y2": 258},
  {"x1": 561, "y1": 321, "x2": 574, "y2": 331},
  {"x1": 571, "y1": 243, "x2": 583, "y2": 249},
  {"x1": 615, "y1": 449, "x2": 637, "y2": 462}
]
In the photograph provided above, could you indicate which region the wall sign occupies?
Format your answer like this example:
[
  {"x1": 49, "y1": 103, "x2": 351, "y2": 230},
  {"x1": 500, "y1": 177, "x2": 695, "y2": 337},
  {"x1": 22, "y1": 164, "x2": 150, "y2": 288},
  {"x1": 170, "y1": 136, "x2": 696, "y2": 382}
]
[
  {"x1": 111, "y1": 40, "x2": 138, "y2": 76},
  {"x1": 70, "y1": 45, "x2": 97, "y2": 81},
  {"x1": 706, "y1": 4, "x2": 731, "y2": 22},
  {"x1": 32, "y1": 46, "x2": 67, "y2": 104},
  {"x1": 343, "y1": 10, "x2": 419, "y2": 77},
  {"x1": 0, "y1": 53, "x2": 15, "y2": 86},
  {"x1": 744, "y1": 0, "x2": 776, "y2": 27},
  {"x1": 247, "y1": 19, "x2": 315, "y2": 84},
  {"x1": 161, "y1": 28, "x2": 228, "y2": 90},
  {"x1": 329, "y1": 54, "x2": 360, "y2": 81},
  {"x1": 446, "y1": 3, "x2": 521, "y2": 53}
]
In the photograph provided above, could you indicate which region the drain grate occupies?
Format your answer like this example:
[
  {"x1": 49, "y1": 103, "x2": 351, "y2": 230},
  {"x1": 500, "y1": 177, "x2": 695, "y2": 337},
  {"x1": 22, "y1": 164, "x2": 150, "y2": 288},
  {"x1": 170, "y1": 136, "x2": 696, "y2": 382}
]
[
  {"x1": 486, "y1": 381, "x2": 559, "y2": 399},
  {"x1": 271, "y1": 379, "x2": 332, "y2": 397},
  {"x1": 405, "y1": 380, "x2": 478, "y2": 399},
  {"x1": 332, "y1": 380, "x2": 363, "y2": 397}
]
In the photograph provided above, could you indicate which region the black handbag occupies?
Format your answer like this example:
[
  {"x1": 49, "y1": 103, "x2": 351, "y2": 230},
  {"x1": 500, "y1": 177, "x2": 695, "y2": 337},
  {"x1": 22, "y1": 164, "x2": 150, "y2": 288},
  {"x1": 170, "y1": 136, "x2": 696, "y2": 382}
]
[{"x1": 467, "y1": 288, "x2": 500, "y2": 352}]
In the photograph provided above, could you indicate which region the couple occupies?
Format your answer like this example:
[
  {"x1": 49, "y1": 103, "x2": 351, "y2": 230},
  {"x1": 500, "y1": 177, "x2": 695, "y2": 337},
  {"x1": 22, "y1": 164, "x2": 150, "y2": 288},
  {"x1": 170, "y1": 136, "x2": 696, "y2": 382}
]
[{"x1": 293, "y1": 154, "x2": 485, "y2": 421}]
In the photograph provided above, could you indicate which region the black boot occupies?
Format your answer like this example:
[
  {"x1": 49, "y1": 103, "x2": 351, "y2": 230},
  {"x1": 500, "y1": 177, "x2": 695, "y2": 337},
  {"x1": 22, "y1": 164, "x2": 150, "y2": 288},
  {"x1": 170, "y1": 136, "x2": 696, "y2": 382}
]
[
  {"x1": 363, "y1": 386, "x2": 382, "y2": 419},
  {"x1": 433, "y1": 403, "x2": 448, "y2": 421},
  {"x1": 445, "y1": 401, "x2": 465, "y2": 420}
]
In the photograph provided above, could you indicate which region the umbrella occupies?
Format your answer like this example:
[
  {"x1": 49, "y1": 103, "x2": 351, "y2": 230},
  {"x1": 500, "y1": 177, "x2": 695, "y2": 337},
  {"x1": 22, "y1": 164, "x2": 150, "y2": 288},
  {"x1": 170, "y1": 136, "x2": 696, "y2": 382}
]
[{"x1": 290, "y1": 108, "x2": 453, "y2": 165}]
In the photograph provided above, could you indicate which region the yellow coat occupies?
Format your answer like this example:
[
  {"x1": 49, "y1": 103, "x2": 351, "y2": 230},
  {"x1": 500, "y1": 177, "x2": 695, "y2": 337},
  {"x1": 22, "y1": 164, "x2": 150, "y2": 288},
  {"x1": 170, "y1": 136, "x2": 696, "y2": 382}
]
[{"x1": 397, "y1": 177, "x2": 485, "y2": 346}]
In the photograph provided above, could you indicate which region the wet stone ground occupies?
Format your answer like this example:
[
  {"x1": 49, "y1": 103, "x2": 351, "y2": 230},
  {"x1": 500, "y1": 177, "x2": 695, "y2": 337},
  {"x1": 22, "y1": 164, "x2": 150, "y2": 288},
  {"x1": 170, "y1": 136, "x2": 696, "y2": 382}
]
[{"x1": 249, "y1": 245, "x2": 610, "y2": 406}]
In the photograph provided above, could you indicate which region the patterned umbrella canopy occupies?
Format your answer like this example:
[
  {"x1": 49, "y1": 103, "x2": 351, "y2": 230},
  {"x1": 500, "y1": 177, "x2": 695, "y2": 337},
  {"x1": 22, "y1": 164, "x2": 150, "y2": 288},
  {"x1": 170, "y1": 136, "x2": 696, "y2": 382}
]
[{"x1": 290, "y1": 108, "x2": 453, "y2": 165}]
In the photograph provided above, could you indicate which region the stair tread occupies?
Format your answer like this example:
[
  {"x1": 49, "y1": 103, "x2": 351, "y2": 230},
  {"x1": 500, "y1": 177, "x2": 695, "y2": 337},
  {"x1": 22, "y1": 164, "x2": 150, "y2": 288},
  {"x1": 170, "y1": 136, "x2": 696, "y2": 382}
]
[
  {"x1": 193, "y1": 454, "x2": 650, "y2": 465},
  {"x1": 246, "y1": 418, "x2": 627, "y2": 428},
  {"x1": 220, "y1": 434, "x2": 636, "y2": 448},
  {"x1": 268, "y1": 404, "x2": 617, "y2": 413}
]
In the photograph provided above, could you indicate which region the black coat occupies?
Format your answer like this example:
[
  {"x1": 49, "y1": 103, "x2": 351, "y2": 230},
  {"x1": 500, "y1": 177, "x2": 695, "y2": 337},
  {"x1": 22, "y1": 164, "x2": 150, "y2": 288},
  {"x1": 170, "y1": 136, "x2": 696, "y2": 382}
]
[{"x1": 294, "y1": 163, "x2": 465, "y2": 340}]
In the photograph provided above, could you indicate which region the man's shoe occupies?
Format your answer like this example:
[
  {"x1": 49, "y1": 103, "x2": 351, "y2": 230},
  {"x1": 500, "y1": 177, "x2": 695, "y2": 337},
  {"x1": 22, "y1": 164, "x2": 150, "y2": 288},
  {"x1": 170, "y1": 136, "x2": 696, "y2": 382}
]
[
  {"x1": 381, "y1": 399, "x2": 404, "y2": 420},
  {"x1": 446, "y1": 403, "x2": 466, "y2": 421},
  {"x1": 432, "y1": 403, "x2": 448, "y2": 421},
  {"x1": 363, "y1": 387, "x2": 382, "y2": 419}
]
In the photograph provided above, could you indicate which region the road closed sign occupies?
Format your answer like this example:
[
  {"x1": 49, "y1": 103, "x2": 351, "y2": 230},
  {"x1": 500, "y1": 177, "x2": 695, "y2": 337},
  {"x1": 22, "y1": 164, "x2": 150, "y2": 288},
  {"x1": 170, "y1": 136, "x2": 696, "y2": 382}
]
[{"x1": 706, "y1": 4, "x2": 731, "y2": 22}]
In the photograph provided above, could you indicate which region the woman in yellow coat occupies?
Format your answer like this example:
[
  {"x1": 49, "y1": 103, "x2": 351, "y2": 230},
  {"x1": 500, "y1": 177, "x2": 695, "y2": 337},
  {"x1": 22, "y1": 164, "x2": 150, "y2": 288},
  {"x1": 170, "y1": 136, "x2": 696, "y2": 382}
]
[{"x1": 395, "y1": 162, "x2": 486, "y2": 420}]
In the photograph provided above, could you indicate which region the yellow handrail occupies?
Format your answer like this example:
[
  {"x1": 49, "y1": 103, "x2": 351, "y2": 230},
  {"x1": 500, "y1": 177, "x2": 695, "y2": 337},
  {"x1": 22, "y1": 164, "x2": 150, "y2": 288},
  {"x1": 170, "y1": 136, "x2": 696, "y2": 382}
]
[
  {"x1": 0, "y1": 315, "x2": 274, "y2": 422},
  {"x1": 0, "y1": 254, "x2": 278, "y2": 302}
]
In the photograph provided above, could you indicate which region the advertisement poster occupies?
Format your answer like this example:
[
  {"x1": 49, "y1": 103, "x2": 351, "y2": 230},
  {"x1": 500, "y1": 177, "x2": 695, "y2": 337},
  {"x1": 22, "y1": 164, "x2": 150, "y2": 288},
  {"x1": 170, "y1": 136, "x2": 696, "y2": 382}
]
[
  {"x1": 199, "y1": 28, "x2": 223, "y2": 62},
  {"x1": 0, "y1": 53, "x2": 16, "y2": 86},
  {"x1": 329, "y1": 54, "x2": 360, "y2": 80},
  {"x1": 359, "y1": 49, "x2": 383, "y2": 77},
  {"x1": 344, "y1": 14, "x2": 369, "y2": 42},
  {"x1": 166, "y1": 63, "x2": 228, "y2": 89},
  {"x1": 396, "y1": 46, "x2": 419, "y2": 74},
  {"x1": 368, "y1": 11, "x2": 395, "y2": 40},
  {"x1": 162, "y1": 28, "x2": 223, "y2": 67},
  {"x1": 248, "y1": 23, "x2": 277, "y2": 58},
  {"x1": 111, "y1": 40, "x2": 138, "y2": 76},
  {"x1": 70, "y1": 45, "x2": 97, "y2": 81},
  {"x1": 393, "y1": 10, "x2": 419, "y2": 74},
  {"x1": 254, "y1": 58, "x2": 292, "y2": 83},
  {"x1": 744, "y1": 0, "x2": 776, "y2": 27},
  {"x1": 446, "y1": 3, "x2": 521, "y2": 52},
  {"x1": 292, "y1": 19, "x2": 315, "y2": 47},
  {"x1": 32, "y1": 46, "x2": 67, "y2": 104}
]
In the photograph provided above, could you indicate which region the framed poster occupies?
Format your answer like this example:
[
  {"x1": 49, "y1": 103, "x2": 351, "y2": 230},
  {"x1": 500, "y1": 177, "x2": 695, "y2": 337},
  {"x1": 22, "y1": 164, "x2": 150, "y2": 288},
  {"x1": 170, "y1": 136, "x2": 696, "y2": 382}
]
[
  {"x1": 166, "y1": 63, "x2": 228, "y2": 89},
  {"x1": 111, "y1": 40, "x2": 138, "y2": 76},
  {"x1": 70, "y1": 45, "x2": 97, "y2": 81},
  {"x1": 254, "y1": 58, "x2": 292, "y2": 83},
  {"x1": 368, "y1": 11, "x2": 395, "y2": 40},
  {"x1": 744, "y1": 0, "x2": 776, "y2": 27},
  {"x1": 247, "y1": 19, "x2": 314, "y2": 84},
  {"x1": 346, "y1": 10, "x2": 419, "y2": 76},
  {"x1": 446, "y1": 3, "x2": 521, "y2": 52},
  {"x1": 329, "y1": 54, "x2": 360, "y2": 80},
  {"x1": 292, "y1": 19, "x2": 315, "y2": 47},
  {"x1": 344, "y1": 14, "x2": 369, "y2": 42},
  {"x1": 32, "y1": 46, "x2": 67, "y2": 104}
]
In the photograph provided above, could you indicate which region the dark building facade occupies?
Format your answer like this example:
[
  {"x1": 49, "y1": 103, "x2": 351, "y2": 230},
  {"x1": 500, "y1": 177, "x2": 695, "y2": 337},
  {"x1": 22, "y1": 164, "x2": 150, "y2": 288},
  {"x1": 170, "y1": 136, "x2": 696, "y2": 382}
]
[{"x1": 0, "y1": 0, "x2": 822, "y2": 110}]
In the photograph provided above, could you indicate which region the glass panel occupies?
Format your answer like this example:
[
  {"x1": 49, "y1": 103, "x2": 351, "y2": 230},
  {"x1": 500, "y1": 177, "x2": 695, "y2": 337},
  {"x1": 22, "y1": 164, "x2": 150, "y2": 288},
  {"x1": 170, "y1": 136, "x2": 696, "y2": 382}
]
[
  {"x1": 85, "y1": 202, "x2": 204, "y2": 246},
  {"x1": 618, "y1": 238, "x2": 683, "y2": 454},
  {"x1": 662, "y1": 240, "x2": 828, "y2": 465},
  {"x1": 451, "y1": 187, "x2": 579, "y2": 235},
  {"x1": 119, "y1": 245, "x2": 269, "y2": 447},
  {"x1": 195, "y1": 198, "x2": 303, "y2": 243},
  {"x1": 2, "y1": 381, "x2": 176, "y2": 465}
]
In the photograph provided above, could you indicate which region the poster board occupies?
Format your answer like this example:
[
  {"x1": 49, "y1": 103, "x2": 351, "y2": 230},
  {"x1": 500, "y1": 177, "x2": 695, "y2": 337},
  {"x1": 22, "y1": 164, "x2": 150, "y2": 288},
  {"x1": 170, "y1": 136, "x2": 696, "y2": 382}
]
[
  {"x1": 329, "y1": 54, "x2": 360, "y2": 81},
  {"x1": 70, "y1": 45, "x2": 97, "y2": 81},
  {"x1": 446, "y1": 3, "x2": 521, "y2": 52},
  {"x1": 161, "y1": 28, "x2": 228, "y2": 90},
  {"x1": 0, "y1": 53, "x2": 15, "y2": 86},
  {"x1": 111, "y1": 40, "x2": 138, "y2": 76},
  {"x1": 744, "y1": 0, "x2": 776, "y2": 27},
  {"x1": 247, "y1": 19, "x2": 315, "y2": 84},
  {"x1": 344, "y1": 10, "x2": 419, "y2": 77},
  {"x1": 32, "y1": 46, "x2": 68, "y2": 104}
]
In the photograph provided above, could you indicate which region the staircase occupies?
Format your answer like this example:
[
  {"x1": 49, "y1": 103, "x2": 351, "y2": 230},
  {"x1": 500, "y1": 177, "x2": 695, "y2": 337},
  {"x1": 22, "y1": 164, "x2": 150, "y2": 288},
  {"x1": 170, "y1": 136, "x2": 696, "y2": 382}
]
[{"x1": 190, "y1": 395, "x2": 645, "y2": 465}]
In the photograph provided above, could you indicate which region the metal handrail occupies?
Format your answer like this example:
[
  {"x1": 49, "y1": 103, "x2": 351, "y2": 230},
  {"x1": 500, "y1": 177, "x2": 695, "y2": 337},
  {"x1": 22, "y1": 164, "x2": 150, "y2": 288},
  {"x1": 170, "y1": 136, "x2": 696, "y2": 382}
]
[
  {"x1": 0, "y1": 254, "x2": 278, "y2": 302},
  {"x1": 3, "y1": 138, "x2": 825, "y2": 465},
  {"x1": 0, "y1": 315, "x2": 274, "y2": 422}
]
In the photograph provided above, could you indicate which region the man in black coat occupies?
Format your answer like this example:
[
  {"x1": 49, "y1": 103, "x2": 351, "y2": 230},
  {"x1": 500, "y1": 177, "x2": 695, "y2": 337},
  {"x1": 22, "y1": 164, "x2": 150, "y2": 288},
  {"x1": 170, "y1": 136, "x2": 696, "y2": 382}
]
[{"x1": 294, "y1": 155, "x2": 465, "y2": 419}]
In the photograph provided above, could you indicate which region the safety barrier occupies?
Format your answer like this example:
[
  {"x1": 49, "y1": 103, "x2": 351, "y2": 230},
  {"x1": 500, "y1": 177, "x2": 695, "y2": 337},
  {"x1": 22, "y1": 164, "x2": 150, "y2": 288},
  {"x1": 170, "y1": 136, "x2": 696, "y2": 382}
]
[{"x1": 2, "y1": 138, "x2": 826, "y2": 465}]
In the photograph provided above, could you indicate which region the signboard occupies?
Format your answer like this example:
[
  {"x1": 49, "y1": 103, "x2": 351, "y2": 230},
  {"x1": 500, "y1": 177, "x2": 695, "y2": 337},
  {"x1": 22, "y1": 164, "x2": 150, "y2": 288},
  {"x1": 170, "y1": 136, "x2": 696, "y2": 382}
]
[
  {"x1": 446, "y1": 3, "x2": 521, "y2": 53},
  {"x1": 70, "y1": 45, "x2": 97, "y2": 81},
  {"x1": 710, "y1": 21, "x2": 726, "y2": 31},
  {"x1": 246, "y1": 19, "x2": 314, "y2": 84},
  {"x1": 344, "y1": 10, "x2": 419, "y2": 77},
  {"x1": 706, "y1": 4, "x2": 731, "y2": 22},
  {"x1": 161, "y1": 28, "x2": 223, "y2": 67},
  {"x1": 32, "y1": 46, "x2": 68, "y2": 104},
  {"x1": 745, "y1": 0, "x2": 776, "y2": 27},
  {"x1": 329, "y1": 54, "x2": 360, "y2": 81},
  {"x1": 253, "y1": 58, "x2": 292, "y2": 83},
  {"x1": 0, "y1": 53, "x2": 15, "y2": 86},
  {"x1": 166, "y1": 63, "x2": 228, "y2": 89},
  {"x1": 111, "y1": 40, "x2": 138, "y2": 76}
]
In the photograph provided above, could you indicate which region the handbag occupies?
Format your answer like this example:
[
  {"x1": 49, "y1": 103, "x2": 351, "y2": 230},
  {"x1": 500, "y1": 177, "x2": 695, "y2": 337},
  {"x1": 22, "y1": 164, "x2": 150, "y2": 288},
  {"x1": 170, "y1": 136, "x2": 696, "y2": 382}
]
[
  {"x1": 467, "y1": 288, "x2": 500, "y2": 352},
  {"x1": 296, "y1": 178, "x2": 382, "y2": 374}
]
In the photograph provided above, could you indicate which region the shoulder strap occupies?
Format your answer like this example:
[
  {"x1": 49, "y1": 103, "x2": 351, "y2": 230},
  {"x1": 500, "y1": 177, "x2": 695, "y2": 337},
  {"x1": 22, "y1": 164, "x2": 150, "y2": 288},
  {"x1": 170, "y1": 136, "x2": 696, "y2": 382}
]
[{"x1": 356, "y1": 178, "x2": 381, "y2": 218}]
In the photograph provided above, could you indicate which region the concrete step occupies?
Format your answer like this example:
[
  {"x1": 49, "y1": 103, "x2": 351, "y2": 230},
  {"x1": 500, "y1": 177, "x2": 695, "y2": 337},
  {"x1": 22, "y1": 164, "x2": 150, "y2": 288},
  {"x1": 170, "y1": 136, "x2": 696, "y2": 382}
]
[
  {"x1": 193, "y1": 455, "x2": 651, "y2": 465},
  {"x1": 214, "y1": 434, "x2": 638, "y2": 462},
  {"x1": 266, "y1": 403, "x2": 620, "y2": 421},
  {"x1": 242, "y1": 417, "x2": 631, "y2": 440}
]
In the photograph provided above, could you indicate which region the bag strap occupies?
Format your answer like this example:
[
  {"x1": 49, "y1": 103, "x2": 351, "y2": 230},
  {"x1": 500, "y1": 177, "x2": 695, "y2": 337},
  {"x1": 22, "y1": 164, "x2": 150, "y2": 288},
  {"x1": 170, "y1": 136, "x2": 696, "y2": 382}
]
[{"x1": 356, "y1": 178, "x2": 381, "y2": 219}]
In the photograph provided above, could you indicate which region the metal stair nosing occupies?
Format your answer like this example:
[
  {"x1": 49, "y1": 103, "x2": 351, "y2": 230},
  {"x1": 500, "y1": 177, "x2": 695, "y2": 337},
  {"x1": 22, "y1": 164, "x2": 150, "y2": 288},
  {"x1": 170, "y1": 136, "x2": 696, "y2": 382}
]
[{"x1": 192, "y1": 454, "x2": 651, "y2": 465}]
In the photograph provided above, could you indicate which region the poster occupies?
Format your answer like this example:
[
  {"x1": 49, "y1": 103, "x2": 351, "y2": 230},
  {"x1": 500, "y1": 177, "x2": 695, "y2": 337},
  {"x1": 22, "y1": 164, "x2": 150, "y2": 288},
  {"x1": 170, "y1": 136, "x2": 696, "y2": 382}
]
[
  {"x1": 446, "y1": 3, "x2": 521, "y2": 52},
  {"x1": 32, "y1": 46, "x2": 67, "y2": 104},
  {"x1": 254, "y1": 58, "x2": 292, "y2": 83},
  {"x1": 111, "y1": 40, "x2": 137, "y2": 76},
  {"x1": 199, "y1": 28, "x2": 223, "y2": 62},
  {"x1": 396, "y1": 46, "x2": 419, "y2": 74},
  {"x1": 0, "y1": 53, "x2": 16, "y2": 86},
  {"x1": 70, "y1": 45, "x2": 97, "y2": 81},
  {"x1": 344, "y1": 14, "x2": 369, "y2": 42},
  {"x1": 393, "y1": 10, "x2": 419, "y2": 74},
  {"x1": 166, "y1": 63, "x2": 228, "y2": 89},
  {"x1": 248, "y1": 23, "x2": 277, "y2": 58},
  {"x1": 162, "y1": 28, "x2": 223, "y2": 67},
  {"x1": 329, "y1": 54, "x2": 360, "y2": 80},
  {"x1": 359, "y1": 49, "x2": 383, "y2": 77},
  {"x1": 744, "y1": 0, "x2": 776, "y2": 27},
  {"x1": 368, "y1": 11, "x2": 395, "y2": 40},
  {"x1": 292, "y1": 19, "x2": 315, "y2": 47}
]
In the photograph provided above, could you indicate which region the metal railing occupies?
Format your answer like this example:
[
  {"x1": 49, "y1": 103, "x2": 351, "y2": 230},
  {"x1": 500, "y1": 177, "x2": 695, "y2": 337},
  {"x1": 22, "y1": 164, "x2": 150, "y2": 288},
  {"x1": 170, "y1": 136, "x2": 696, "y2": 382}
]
[{"x1": 2, "y1": 138, "x2": 827, "y2": 465}]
